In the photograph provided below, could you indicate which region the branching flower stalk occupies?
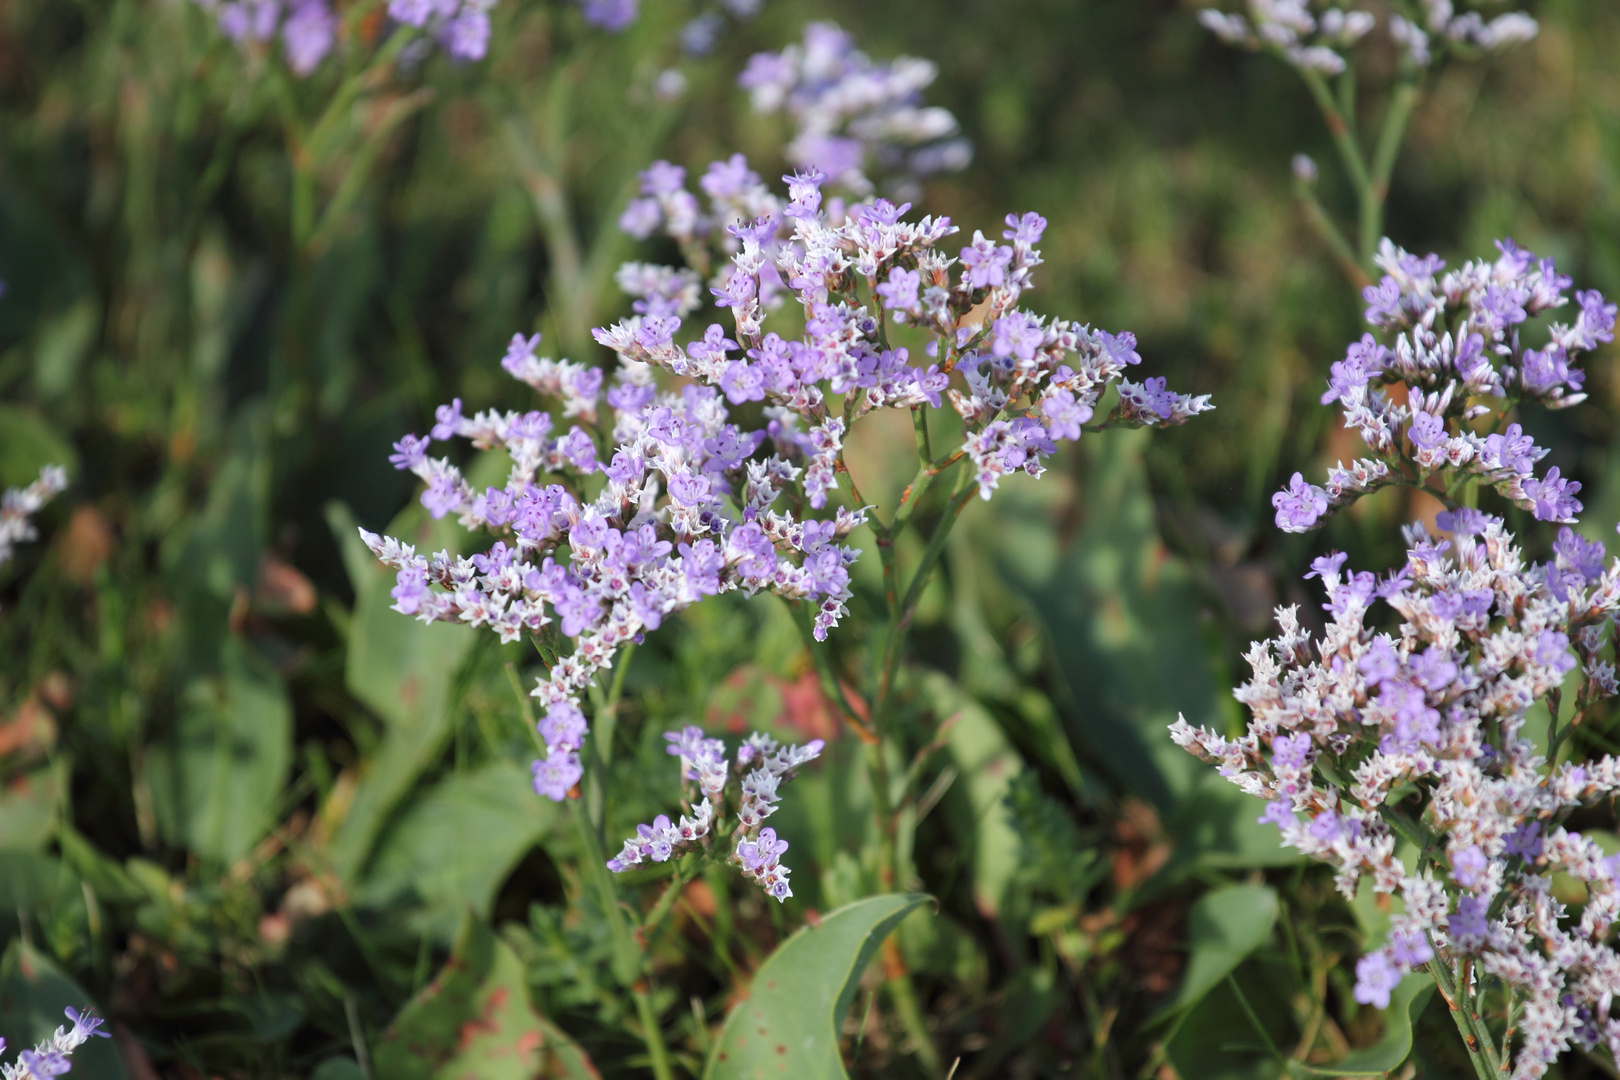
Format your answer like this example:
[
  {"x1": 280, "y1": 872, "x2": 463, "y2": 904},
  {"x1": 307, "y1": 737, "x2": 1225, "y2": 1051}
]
[
  {"x1": 1173, "y1": 237, "x2": 1619, "y2": 1079},
  {"x1": 1197, "y1": 0, "x2": 1538, "y2": 281}
]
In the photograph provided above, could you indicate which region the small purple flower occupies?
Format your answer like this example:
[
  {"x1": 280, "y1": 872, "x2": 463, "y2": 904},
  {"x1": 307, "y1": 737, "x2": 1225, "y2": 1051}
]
[
  {"x1": 1450, "y1": 845, "x2": 1488, "y2": 888},
  {"x1": 1271, "y1": 733, "x2": 1312, "y2": 768},
  {"x1": 1258, "y1": 800, "x2": 1295, "y2": 828},
  {"x1": 875, "y1": 267, "x2": 920, "y2": 311},
  {"x1": 1407, "y1": 410, "x2": 1446, "y2": 449},
  {"x1": 1002, "y1": 211, "x2": 1047, "y2": 245},
  {"x1": 539, "y1": 701, "x2": 588, "y2": 750},
  {"x1": 579, "y1": 0, "x2": 639, "y2": 33},
  {"x1": 1504, "y1": 822, "x2": 1543, "y2": 860},
  {"x1": 431, "y1": 398, "x2": 465, "y2": 440},
  {"x1": 1272, "y1": 472, "x2": 1328, "y2": 533},
  {"x1": 1362, "y1": 277, "x2": 1402, "y2": 324},
  {"x1": 281, "y1": 0, "x2": 335, "y2": 76},
  {"x1": 1521, "y1": 467, "x2": 1582, "y2": 522},
  {"x1": 532, "y1": 751, "x2": 583, "y2": 801},
  {"x1": 1352, "y1": 951, "x2": 1402, "y2": 1009},
  {"x1": 1448, "y1": 895, "x2": 1489, "y2": 948}
]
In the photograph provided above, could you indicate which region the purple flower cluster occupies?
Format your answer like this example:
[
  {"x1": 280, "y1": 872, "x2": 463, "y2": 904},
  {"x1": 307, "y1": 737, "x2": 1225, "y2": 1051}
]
[
  {"x1": 736, "y1": 22, "x2": 971, "y2": 198},
  {"x1": 1173, "y1": 510, "x2": 1620, "y2": 1076},
  {"x1": 608, "y1": 157, "x2": 1211, "y2": 504},
  {"x1": 194, "y1": 0, "x2": 499, "y2": 74},
  {"x1": 194, "y1": 0, "x2": 339, "y2": 74},
  {"x1": 372, "y1": 161, "x2": 1205, "y2": 803},
  {"x1": 365, "y1": 327, "x2": 863, "y2": 800},
  {"x1": 387, "y1": 0, "x2": 498, "y2": 62},
  {"x1": 1, "y1": 465, "x2": 67, "y2": 590},
  {"x1": 1, "y1": 1007, "x2": 110, "y2": 1080},
  {"x1": 606, "y1": 728, "x2": 823, "y2": 902},
  {"x1": 1273, "y1": 238, "x2": 1615, "y2": 533},
  {"x1": 1198, "y1": 0, "x2": 1536, "y2": 73}
]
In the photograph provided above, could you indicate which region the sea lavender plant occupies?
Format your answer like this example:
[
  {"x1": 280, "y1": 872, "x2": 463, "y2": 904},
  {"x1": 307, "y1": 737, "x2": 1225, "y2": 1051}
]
[
  {"x1": 1172, "y1": 238, "x2": 1620, "y2": 1080},
  {"x1": 1196, "y1": 1, "x2": 1538, "y2": 280},
  {"x1": 1, "y1": 465, "x2": 67, "y2": 589},
  {"x1": 0, "y1": 1008, "x2": 110, "y2": 1080},
  {"x1": 736, "y1": 22, "x2": 971, "y2": 198},
  {"x1": 606, "y1": 727, "x2": 822, "y2": 902},
  {"x1": 364, "y1": 160, "x2": 1209, "y2": 804}
]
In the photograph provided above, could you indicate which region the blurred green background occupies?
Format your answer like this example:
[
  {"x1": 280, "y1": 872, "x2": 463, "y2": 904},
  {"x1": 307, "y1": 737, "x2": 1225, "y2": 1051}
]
[{"x1": 1, "y1": 0, "x2": 1617, "y2": 1077}]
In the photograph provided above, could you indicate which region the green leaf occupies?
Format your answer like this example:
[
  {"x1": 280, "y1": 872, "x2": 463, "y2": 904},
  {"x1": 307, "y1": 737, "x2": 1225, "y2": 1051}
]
[
  {"x1": 0, "y1": 405, "x2": 77, "y2": 489},
  {"x1": 145, "y1": 637, "x2": 292, "y2": 862},
  {"x1": 1156, "y1": 883, "x2": 1279, "y2": 1021},
  {"x1": 359, "y1": 761, "x2": 555, "y2": 936},
  {"x1": 996, "y1": 430, "x2": 1295, "y2": 872},
  {"x1": 1302, "y1": 973, "x2": 1432, "y2": 1077},
  {"x1": 0, "y1": 939, "x2": 127, "y2": 1080},
  {"x1": 926, "y1": 673, "x2": 1024, "y2": 919},
  {"x1": 310, "y1": 1059, "x2": 368, "y2": 1080},
  {"x1": 704, "y1": 893, "x2": 933, "y2": 1080},
  {"x1": 0, "y1": 766, "x2": 59, "y2": 849},
  {"x1": 322, "y1": 490, "x2": 481, "y2": 882},
  {"x1": 32, "y1": 298, "x2": 99, "y2": 400},
  {"x1": 372, "y1": 915, "x2": 595, "y2": 1080}
]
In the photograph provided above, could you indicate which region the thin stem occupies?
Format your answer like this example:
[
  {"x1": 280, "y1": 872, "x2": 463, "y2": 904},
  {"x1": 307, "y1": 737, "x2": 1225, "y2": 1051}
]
[
  {"x1": 885, "y1": 939, "x2": 945, "y2": 1078},
  {"x1": 1361, "y1": 76, "x2": 1420, "y2": 266},
  {"x1": 1298, "y1": 67, "x2": 1370, "y2": 194},
  {"x1": 1428, "y1": 958, "x2": 1499, "y2": 1080},
  {"x1": 1295, "y1": 181, "x2": 1371, "y2": 291},
  {"x1": 570, "y1": 802, "x2": 675, "y2": 1080}
]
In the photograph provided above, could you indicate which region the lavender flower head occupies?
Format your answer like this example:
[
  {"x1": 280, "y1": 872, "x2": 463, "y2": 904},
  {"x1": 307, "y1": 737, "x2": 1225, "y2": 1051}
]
[
  {"x1": 606, "y1": 728, "x2": 822, "y2": 903},
  {"x1": 1, "y1": 465, "x2": 68, "y2": 595},
  {"x1": 1177, "y1": 230, "x2": 1620, "y2": 1075},
  {"x1": 1, "y1": 1007, "x2": 110, "y2": 1080},
  {"x1": 368, "y1": 161, "x2": 1206, "y2": 802},
  {"x1": 1197, "y1": 0, "x2": 1537, "y2": 73},
  {"x1": 737, "y1": 22, "x2": 971, "y2": 198},
  {"x1": 1273, "y1": 238, "x2": 1614, "y2": 533}
]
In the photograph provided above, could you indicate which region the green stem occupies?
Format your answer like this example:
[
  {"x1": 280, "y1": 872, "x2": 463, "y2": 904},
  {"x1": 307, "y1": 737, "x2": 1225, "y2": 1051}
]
[
  {"x1": 886, "y1": 963, "x2": 945, "y2": 1078},
  {"x1": 571, "y1": 802, "x2": 675, "y2": 1080},
  {"x1": 1427, "y1": 958, "x2": 1499, "y2": 1080},
  {"x1": 1295, "y1": 181, "x2": 1370, "y2": 291},
  {"x1": 1298, "y1": 67, "x2": 1371, "y2": 194},
  {"x1": 1361, "y1": 77, "x2": 1420, "y2": 267}
]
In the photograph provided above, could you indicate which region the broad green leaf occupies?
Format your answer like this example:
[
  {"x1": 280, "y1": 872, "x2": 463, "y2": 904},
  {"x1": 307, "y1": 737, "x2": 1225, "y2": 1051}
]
[
  {"x1": 0, "y1": 940, "x2": 127, "y2": 1080},
  {"x1": 0, "y1": 404, "x2": 78, "y2": 488},
  {"x1": 310, "y1": 1059, "x2": 368, "y2": 1080},
  {"x1": 372, "y1": 915, "x2": 595, "y2": 1080},
  {"x1": 704, "y1": 893, "x2": 933, "y2": 1080},
  {"x1": 1165, "y1": 971, "x2": 1289, "y2": 1080},
  {"x1": 32, "y1": 298, "x2": 99, "y2": 399},
  {"x1": 145, "y1": 637, "x2": 292, "y2": 862},
  {"x1": 322, "y1": 486, "x2": 481, "y2": 882},
  {"x1": 55, "y1": 827, "x2": 145, "y2": 904},
  {"x1": 1304, "y1": 973, "x2": 1432, "y2": 1077},
  {"x1": 1157, "y1": 883, "x2": 1278, "y2": 1020},
  {"x1": 926, "y1": 673, "x2": 1023, "y2": 919},
  {"x1": 0, "y1": 766, "x2": 59, "y2": 849},
  {"x1": 0, "y1": 851, "x2": 73, "y2": 912},
  {"x1": 359, "y1": 761, "x2": 555, "y2": 936},
  {"x1": 996, "y1": 430, "x2": 1295, "y2": 871}
]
